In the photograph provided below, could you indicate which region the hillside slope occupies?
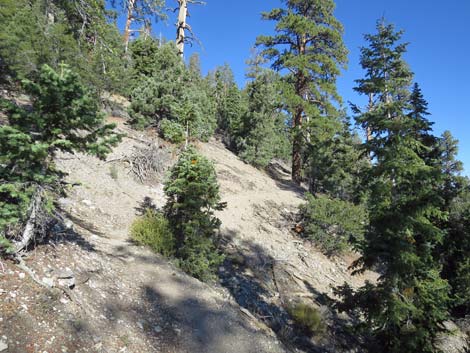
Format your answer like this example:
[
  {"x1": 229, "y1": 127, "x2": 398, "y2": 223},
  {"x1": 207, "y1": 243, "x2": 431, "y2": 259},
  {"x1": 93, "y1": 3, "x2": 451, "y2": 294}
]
[{"x1": 1, "y1": 121, "x2": 466, "y2": 353}]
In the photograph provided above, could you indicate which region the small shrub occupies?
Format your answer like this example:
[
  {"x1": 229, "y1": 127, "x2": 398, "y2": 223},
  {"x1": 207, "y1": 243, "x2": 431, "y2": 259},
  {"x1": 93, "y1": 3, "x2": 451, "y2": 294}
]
[
  {"x1": 299, "y1": 193, "x2": 368, "y2": 255},
  {"x1": 109, "y1": 164, "x2": 119, "y2": 180},
  {"x1": 160, "y1": 119, "x2": 185, "y2": 144},
  {"x1": 287, "y1": 302, "x2": 326, "y2": 337},
  {"x1": 130, "y1": 210, "x2": 175, "y2": 257}
]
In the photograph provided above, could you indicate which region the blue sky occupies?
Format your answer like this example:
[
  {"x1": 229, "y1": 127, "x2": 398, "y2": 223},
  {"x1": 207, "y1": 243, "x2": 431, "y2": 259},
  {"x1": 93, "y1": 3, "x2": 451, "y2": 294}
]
[{"x1": 111, "y1": 0, "x2": 470, "y2": 174}]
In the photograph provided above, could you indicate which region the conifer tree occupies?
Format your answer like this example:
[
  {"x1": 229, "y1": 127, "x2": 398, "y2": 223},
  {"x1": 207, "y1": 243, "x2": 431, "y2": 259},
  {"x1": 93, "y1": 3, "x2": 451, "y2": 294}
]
[
  {"x1": 433, "y1": 132, "x2": 469, "y2": 318},
  {"x1": 441, "y1": 181, "x2": 470, "y2": 318},
  {"x1": 212, "y1": 64, "x2": 244, "y2": 149},
  {"x1": 307, "y1": 118, "x2": 367, "y2": 201},
  {"x1": 129, "y1": 42, "x2": 216, "y2": 141},
  {"x1": 0, "y1": 0, "x2": 129, "y2": 94},
  {"x1": 256, "y1": 0, "x2": 347, "y2": 184},
  {"x1": 0, "y1": 64, "x2": 121, "y2": 252},
  {"x1": 435, "y1": 131, "x2": 465, "y2": 206},
  {"x1": 335, "y1": 21, "x2": 450, "y2": 353},
  {"x1": 163, "y1": 146, "x2": 225, "y2": 280},
  {"x1": 238, "y1": 69, "x2": 290, "y2": 168}
]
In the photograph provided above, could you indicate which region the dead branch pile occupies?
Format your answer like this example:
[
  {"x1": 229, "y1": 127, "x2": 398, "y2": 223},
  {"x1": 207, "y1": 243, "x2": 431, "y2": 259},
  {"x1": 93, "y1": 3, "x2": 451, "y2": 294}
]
[{"x1": 127, "y1": 143, "x2": 172, "y2": 183}]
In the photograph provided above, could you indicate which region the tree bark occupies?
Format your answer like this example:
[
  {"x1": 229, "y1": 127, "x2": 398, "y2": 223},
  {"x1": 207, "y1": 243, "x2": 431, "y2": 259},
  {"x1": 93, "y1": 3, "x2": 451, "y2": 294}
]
[
  {"x1": 292, "y1": 107, "x2": 303, "y2": 184},
  {"x1": 176, "y1": 0, "x2": 188, "y2": 57},
  {"x1": 291, "y1": 36, "x2": 307, "y2": 185}
]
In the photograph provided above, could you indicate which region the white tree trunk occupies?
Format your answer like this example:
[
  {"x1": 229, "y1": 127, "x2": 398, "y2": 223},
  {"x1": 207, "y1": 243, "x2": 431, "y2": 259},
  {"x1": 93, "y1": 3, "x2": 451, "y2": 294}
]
[
  {"x1": 124, "y1": 0, "x2": 136, "y2": 52},
  {"x1": 176, "y1": 0, "x2": 188, "y2": 57}
]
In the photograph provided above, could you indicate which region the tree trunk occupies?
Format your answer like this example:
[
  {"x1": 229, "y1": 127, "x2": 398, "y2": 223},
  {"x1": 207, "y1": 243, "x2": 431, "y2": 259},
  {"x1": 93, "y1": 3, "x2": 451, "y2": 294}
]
[
  {"x1": 366, "y1": 93, "x2": 373, "y2": 142},
  {"x1": 176, "y1": 0, "x2": 188, "y2": 57},
  {"x1": 14, "y1": 191, "x2": 42, "y2": 253},
  {"x1": 123, "y1": 0, "x2": 136, "y2": 52},
  {"x1": 291, "y1": 36, "x2": 307, "y2": 185},
  {"x1": 292, "y1": 107, "x2": 303, "y2": 184}
]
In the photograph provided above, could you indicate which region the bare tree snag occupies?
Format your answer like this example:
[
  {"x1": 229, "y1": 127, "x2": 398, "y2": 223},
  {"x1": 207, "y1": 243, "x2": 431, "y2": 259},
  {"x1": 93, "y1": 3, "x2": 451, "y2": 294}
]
[
  {"x1": 123, "y1": 0, "x2": 136, "y2": 51},
  {"x1": 175, "y1": 0, "x2": 188, "y2": 57},
  {"x1": 175, "y1": 0, "x2": 204, "y2": 57}
]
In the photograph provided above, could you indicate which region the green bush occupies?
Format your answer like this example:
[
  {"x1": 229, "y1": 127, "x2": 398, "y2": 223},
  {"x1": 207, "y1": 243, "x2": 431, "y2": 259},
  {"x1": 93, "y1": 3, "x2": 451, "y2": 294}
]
[
  {"x1": 160, "y1": 119, "x2": 185, "y2": 144},
  {"x1": 287, "y1": 303, "x2": 326, "y2": 337},
  {"x1": 130, "y1": 210, "x2": 175, "y2": 257},
  {"x1": 300, "y1": 193, "x2": 368, "y2": 255}
]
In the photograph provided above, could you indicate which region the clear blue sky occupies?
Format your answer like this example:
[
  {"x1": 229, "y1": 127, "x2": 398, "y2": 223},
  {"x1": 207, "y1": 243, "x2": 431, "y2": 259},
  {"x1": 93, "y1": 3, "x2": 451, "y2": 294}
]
[{"x1": 111, "y1": 0, "x2": 470, "y2": 174}]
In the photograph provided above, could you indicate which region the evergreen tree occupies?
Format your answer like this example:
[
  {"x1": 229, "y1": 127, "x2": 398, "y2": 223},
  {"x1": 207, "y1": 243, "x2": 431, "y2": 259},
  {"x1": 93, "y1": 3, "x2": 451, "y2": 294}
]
[
  {"x1": 408, "y1": 83, "x2": 433, "y2": 135},
  {"x1": 335, "y1": 21, "x2": 450, "y2": 353},
  {"x1": 0, "y1": 64, "x2": 121, "y2": 252},
  {"x1": 256, "y1": 0, "x2": 347, "y2": 184},
  {"x1": 432, "y1": 132, "x2": 469, "y2": 317},
  {"x1": 441, "y1": 182, "x2": 470, "y2": 317},
  {"x1": 435, "y1": 131, "x2": 465, "y2": 206},
  {"x1": 128, "y1": 41, "x2": 216, "y2": 141},
  {"x1": 212, "y1": 64, "x2": 244, "y2": 149},
  {"x1": 237, "y1": 69, "x2": 290, "y2": 168},
  {"x1": 0, "y1": 0, "x2": 129, "y2": 94},
  {"x1": 129, "y1": 36, "x2": 161, "y2": 85},
  {"x1": 188, "y1": 52, "x2": 202, "y2": 79},
  {"x1": 307, "y1": 118, "x2": 368, "y2": 201},
  {"x1": 164, "y1": 146, "x2": 225, "y2": 280}
]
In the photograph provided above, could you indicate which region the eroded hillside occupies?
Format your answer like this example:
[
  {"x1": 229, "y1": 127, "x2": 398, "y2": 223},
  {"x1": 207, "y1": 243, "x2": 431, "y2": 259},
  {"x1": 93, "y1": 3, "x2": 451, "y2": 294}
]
[{"x1": 0, "y1": 118, "x2": 467, "y2": 353}]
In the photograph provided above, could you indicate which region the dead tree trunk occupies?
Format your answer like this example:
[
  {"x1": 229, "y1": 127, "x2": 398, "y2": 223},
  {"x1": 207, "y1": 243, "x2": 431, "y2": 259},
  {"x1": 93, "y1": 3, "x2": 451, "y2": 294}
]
[
  {"x1": 14, "y1": 191, "x2": 43, "y2": 253},
  {"x1": 176, "y1": 0, "x2": 188, "y2": 57},
  {"x1": 123, "y1": 0, "x2": 136, "y2": 52}
]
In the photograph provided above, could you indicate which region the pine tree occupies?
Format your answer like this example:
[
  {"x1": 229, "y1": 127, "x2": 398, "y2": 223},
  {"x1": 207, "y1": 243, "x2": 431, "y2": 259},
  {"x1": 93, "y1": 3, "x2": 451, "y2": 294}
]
[
  {"x1": 335, "y1": 21, "x2": 450, "y2": 353},
  {"x1": 212, "y1": 64, "x2": 244, "y2": 149},
  {"x1": 435, "y1": 131, "x2": 465, "y2": 206},
  {"x1": 238, "y1": 69, "x2": 290, "y2": 168},
  {"x1": 0, "y1": 64, "x2": 121, "y2": 253},
  {"x1": 163, "y1": 146, "x2": 225, "y2": 280},
  {"x1": 128, "y1": 41, "x2": 216, "y2": 141},
  {"x1": 0, "y1": 0, "x2": 129, "y2": 94},
  {"x1": 256, "y1": 0, "x2": 347, "y2": 184},
  {"x1": 307, "y1": 118, "x2": 368, "y2": 201},
  {"x1": 433, "y1": 132, "x2": 469, "y2": 318},
  {"x1": 128, "y1": 41, "x2": 186, "y2": 128},
  {"x1": 441, "y1": 181, "x2": 470, "y2": 317}
]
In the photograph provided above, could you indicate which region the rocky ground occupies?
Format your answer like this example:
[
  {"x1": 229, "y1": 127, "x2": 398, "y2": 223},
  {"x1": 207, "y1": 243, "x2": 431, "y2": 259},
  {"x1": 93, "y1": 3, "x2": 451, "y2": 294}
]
[{"x1": 0, "y1": 117, "x2": 468, "y2": 353}]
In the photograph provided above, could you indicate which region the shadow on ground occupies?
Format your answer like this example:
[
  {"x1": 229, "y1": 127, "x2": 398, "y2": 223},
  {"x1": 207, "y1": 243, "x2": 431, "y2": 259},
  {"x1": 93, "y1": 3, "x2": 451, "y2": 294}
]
[
  {"x1": 218, "y1": 229, "x2": 328, "y2": 353},
  {"x1": 265, "y1": 162, "x2": 306, "y2": 197}
]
